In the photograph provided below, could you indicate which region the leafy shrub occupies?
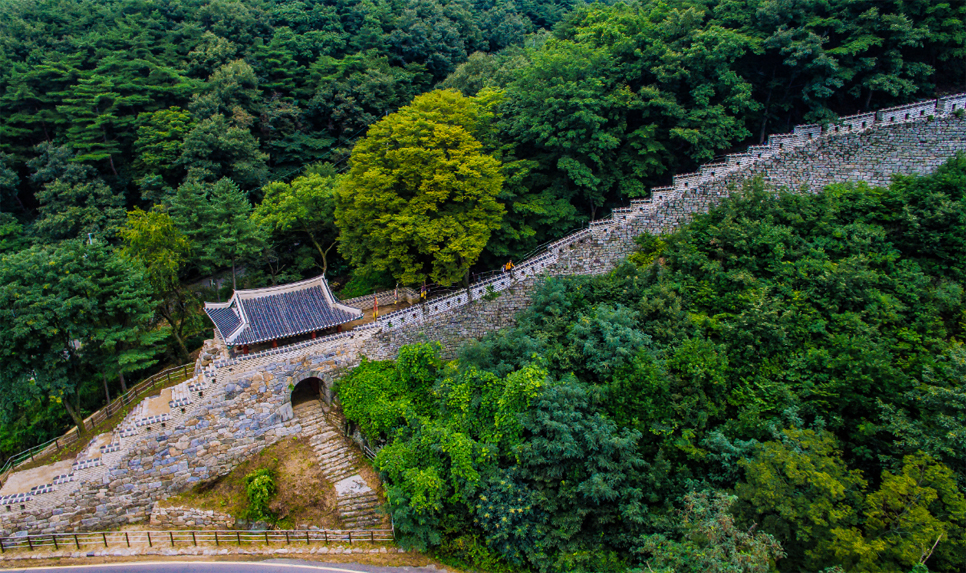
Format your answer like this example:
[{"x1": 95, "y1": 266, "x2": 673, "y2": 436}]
[
  {"x1": 435, "y1": 533, "x2": 515, "y2": 573},
  {"x1": 244, "y1": 468, "x2": 278, "y2": 523}
]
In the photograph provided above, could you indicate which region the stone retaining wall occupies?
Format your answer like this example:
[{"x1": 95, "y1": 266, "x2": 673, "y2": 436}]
[
  {"x1": 150, "y1": 506, "x2": 235, "y2": 529},
  {"x1": 0, "y1": 335, "x2": 373, "y2": 537}
]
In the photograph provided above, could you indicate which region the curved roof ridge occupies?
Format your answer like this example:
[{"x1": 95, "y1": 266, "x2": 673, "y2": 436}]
[
  {"x1": 204, "y1": 274, "x2": 362, "y2": 346},
  {"x1": 232, "y1": 274, "x2": 326, "y2": 300}
]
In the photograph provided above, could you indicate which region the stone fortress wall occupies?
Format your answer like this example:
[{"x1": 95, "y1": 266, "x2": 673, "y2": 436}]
[{"x1": 2, "y1": 93, "x2": 965, "y2": 537}]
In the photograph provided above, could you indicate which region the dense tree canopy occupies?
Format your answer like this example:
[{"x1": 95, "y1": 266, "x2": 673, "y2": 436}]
[
  {"x1": 336, "y1": 90, "x2": 504, "y2": 286},
  {"x1": 340, "y1": 157, "x2": 966, "y2": 572},
  {"x1": 2, "y1": 4, "x2": 966, "y2": 568},
  {"x1": 0, "y1": 241, "x2": 161, "y2": 433}
]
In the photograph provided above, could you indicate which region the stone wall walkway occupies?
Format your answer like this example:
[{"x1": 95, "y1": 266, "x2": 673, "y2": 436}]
[{"x1": 293, "y1": 401, "x2": 384, "y2": 530}]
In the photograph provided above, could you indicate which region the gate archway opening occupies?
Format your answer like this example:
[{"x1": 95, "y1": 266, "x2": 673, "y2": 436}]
[{"x1": 291, "y1": 377, "x2": 324, "y2": 407}]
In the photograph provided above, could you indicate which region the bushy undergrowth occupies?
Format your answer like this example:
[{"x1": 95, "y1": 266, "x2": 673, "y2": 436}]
[
  {"x1": 244, "y1": 468, "x2": 278, "y2": 524},
  {"x1": 339, "y1": 156, "x2": 966, "y2": 573}
]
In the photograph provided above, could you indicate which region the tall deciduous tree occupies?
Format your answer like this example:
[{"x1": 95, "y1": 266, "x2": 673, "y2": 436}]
[
  {"x1": 55, "y1": 74, "x2": 129, "y2": 174},
  {"x1": 253, "y1": 172, "x2": 342, "y2": 275},
  {"x1": 177, "y1": 113, "x2": 269, "y2": 192},
  {"x1": 336, "y1": 89, "x2": 504, "y2": 287},
  {"x1": 0, "y1": 241, "x2": 158, "y2": 435},
  {"x1": 33, "y1": 177, "x2": 126, "y2": 241},
  {"x1": 134, "y1": 107, "x2": 195, "y2": 197},
  {"x1": 28, "y1": 144, "x2": 125, "y2": 241},
  {"x1": 118, "y1": 207, "x2": 194, "y2": 361}
]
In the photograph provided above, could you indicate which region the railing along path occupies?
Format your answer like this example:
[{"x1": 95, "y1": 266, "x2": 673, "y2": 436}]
[
  {"x1": 0, "y1": 528, "x2": 393, "y2": 553},
  {"x1": 0, "y1": 364, "x2": 194, "y2": 487}
]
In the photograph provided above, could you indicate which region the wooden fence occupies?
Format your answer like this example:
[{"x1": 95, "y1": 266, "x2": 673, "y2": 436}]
[
  {"x1": 0, "y1": 363, "x2": 194, "y2": 486},
  {"x1": 0, "y1": 528, "x2": 394, "y2": 553}
]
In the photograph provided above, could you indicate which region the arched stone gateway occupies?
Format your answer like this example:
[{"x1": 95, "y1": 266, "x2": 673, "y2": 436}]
[
  {"x1": 287, "y1": 364, "x2": 343, "y2": 407},
  {"x1": 290, "y1": 376, "x2": 323, "y2": 407}
]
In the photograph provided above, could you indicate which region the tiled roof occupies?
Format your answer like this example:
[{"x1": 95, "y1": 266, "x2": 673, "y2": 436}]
[
  {"x1": 206, "y1": 305, "x2": 242, "y2": 339},
  {"x1": 204, "y1": 276, "x2": 362, "y2": 346}
]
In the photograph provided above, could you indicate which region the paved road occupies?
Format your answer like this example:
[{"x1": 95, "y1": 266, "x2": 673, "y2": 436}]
[{"x1": 4, "y1": 560, "x2": 446, "y2": 573}]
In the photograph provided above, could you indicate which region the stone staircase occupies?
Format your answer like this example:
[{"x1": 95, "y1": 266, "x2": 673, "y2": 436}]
[{"x1": 293, "y1": 401, "x2": 384, "y2": 529}]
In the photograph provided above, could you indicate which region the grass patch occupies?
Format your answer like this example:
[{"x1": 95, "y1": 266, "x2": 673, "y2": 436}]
[{"x1": 162, "y1": 435, "x2": 341, "y2": 530}]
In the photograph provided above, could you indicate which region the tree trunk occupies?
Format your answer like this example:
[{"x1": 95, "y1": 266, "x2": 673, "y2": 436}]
[
  {"x1": 300, "y1": 220, "x2": 336, "y2": 276},
  {"x1": 321, "y1": 242, "x2": 337, "y2": 276},
  {"x1": 102, "y1": 130, "x2": 119, "y2": 176},
  {"x1": 118, "y1": 370, "x2": 128, "y2": 393},
  {"x1": 158, "y1": 304, "x2": 190, "y2": 361},
  {"x1": 231, "y1": 256, "x2": 237, "y2": 290},
  {"x1": 62, "y1": 395, "x2": 86, "y2": 437},
  {"x1": 759, "y1": 84, "x2": 773, "y2": 144},
  {"x1": 102, "y1": 372, "x2": 111, "y2": 404}
]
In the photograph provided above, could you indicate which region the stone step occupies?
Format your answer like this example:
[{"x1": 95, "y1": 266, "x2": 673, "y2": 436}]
[
  {"x1": 336, "y1": 492, "x2": 382, "y2": 506},
  {"x1": 314, "y1": 447, "x2": 354, "y2": 461},
  {"x1": 320, "y1": 461, "x2": 354, "y2": 474},
  {"x1": 313, "y1": 443, "x2": 350, "y2": 456},
  {"x1": 314, "y1": 444, "x2": 350, "y2": 456},
  {"x1": 342, "y1": 517, "x2": 384, "y2": 528},
  {"x1": 338, "y1": 491, "x2": 382, "y2": 505},
  {"x1": 323, "y1": 462, "x2": 356, "y2": 475},
  {"x1": 322, "y1": 463, "x2": 355, "y2": 476},
  {"x1": 325, "y1": 469, "x2": 357, "y2": 483},
  {"x1": 339, "y1": 501, "x2": 380, "y2": 513},
  {"x1": 309, "y1": 424, "x2": 339, "y2": 442},
  {"x1": 318, "y1": 460, "x2": 355, "y2": 474},
  {"x1": 296, "y1": 401, "x2": 386, "y2": 520},
  {"x1": 342, "y1": 512, "x2": 382, "y2": 522},
  {"x1": 339, "y1": 506, "x2": 382, "y2": 518},
  {"x1": 315, "y1": 446, "x2": 353, "y2": 459},
  {"x1": 296, "y1": 409, "x2": 326, "y2": 418}
]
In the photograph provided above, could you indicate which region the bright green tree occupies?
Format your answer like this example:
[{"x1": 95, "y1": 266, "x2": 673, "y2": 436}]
[
  {"x1": 253, "y1": 172, "x2": 342, "y2": 275},
  {"x1": 830, "y1": 453, "x2": 966, "y2": 572},
  {"x1": 736, "y1": 427, "x2": 868, "y2": 570},
  {"x1": 118, "y1": 207, "x2": 194, "y2": 360},
  {"x1": 336, "y1": 89, "x2": 504, "y2": 287},
  {"x1": 134, "y1": 107, "x2": 195, "y2": 195}
]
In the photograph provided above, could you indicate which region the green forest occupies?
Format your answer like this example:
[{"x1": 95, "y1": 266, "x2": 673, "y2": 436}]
[
  {"x1": 0, "y1": 0, "x2": 965, "y2": 567},
  {"x1": 341, "y1": 159, "x2": 966, "y2": 572}
]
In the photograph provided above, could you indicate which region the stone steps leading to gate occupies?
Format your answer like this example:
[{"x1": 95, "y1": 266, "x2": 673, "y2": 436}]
[{"x1": 292, "y1": 400, "x2": 386, "y2": 530}]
